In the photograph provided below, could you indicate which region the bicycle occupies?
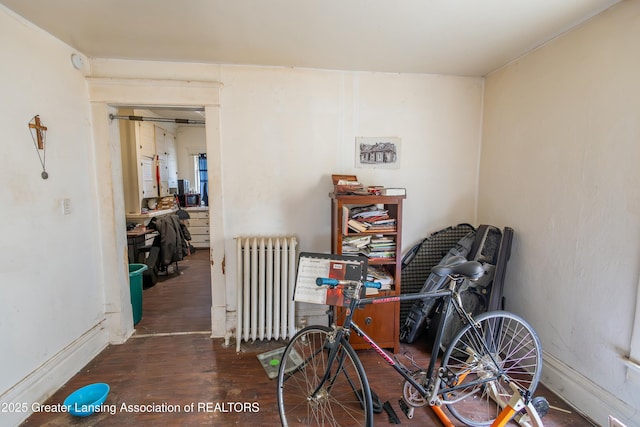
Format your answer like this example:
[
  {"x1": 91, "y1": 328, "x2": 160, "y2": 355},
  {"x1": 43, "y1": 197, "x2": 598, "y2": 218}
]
[{"x1": 277, "y1": 255, "x2": 547, "y2": 426}]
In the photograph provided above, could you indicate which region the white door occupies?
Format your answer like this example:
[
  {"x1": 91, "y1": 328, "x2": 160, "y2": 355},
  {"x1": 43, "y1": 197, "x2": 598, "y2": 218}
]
[{"x1": 140, "y1": 157, "x2": 157, "y2": 199}]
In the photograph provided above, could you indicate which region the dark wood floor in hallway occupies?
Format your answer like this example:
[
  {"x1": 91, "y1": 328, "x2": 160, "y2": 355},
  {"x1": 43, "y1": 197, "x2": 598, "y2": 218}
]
[
  {"x1": 133, "y1": 249, "x2": 213, "y2": 336},
  {"x1": 21, "y1": 249, "x2": 594, "y2": 426}
]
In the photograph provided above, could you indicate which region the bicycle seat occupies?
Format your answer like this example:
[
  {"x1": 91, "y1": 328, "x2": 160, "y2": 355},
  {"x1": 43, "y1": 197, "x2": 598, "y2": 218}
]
[{"x1": 431, "y1": 256, "x2": 484, "y2": 280}]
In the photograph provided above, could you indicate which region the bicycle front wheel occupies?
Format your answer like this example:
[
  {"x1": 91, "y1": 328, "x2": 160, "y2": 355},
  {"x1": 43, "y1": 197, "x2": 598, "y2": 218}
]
[
  {"x1": 440, "y1": 311, "x2": 542, "y2": 426},
  {"x1": 277, "y1": 325, "x2": 372, "y2": 426}
]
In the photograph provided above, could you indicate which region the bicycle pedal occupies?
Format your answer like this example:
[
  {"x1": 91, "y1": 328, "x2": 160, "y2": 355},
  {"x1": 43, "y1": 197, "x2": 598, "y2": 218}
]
[
  {"x1": 517, "y1": 395, "x2": 549, "y2": 418},
  {"x1": 531, "y1": 396, "x2": 550, "y2": 418}
]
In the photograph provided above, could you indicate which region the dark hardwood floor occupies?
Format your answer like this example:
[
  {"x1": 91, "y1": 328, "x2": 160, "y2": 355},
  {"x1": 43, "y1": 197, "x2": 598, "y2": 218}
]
[{"x1": 22, "y1": 249, "x2": 594, "y2": 426}]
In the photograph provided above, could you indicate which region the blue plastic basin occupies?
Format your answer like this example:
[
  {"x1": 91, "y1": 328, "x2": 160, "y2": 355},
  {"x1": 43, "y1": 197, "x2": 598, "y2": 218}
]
[{"x1": 63, "y1": 383, "x2": 110, "y2": 416}]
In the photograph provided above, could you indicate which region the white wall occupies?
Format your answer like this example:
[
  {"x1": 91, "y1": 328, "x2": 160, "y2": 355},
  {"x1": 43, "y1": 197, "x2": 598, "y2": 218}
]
[
  {"x1": 0, "y1": 7, "x2": 109, "y2": 425},
  {"x1": 220, "y1": 67, "x2": 483, "y2": 249},
  {"x1": 1, "y1": 6, "x2": 484, "y2": 425},
  {"x1": 176, "y1": 126, "x2": 207, "y2": 187},
  {"x1": 9, "y1": 1, "x2": 637, "y2": 424},
  {"x1": 90, "y1": 59, "x2": 485, "y2": 319},
  {"x1": 479, "y1": 1, "x2": 640, "y2": 425},
  {"x1": 218, "y1": 66, "x2": 484, "y2": 314}
]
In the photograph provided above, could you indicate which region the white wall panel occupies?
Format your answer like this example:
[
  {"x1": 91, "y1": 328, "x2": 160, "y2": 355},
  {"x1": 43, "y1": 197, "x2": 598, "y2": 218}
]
[{"x1": 479, "y1": 2, "x2": 640, "y2": 425}]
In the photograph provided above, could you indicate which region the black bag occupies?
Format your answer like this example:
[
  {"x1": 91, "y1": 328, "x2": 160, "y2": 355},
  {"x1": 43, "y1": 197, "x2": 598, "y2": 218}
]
[
  {"x1": 400, "y1": 224, "x2": 514, "y2": 347},
  {"x1": 429, "y1": 225, "x2": 514, "y2": 350},
  {"x1": 399, "y1": 224, "x2": 475, "y2": 326},
  {"x1": 399, "y1": 229, "x2": 476, "y2": 343}
]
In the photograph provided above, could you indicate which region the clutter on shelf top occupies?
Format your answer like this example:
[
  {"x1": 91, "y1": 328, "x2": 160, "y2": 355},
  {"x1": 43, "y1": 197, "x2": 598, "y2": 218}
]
[{"x1": 331, "y1": 174, "x2": 406, "y2": 196}]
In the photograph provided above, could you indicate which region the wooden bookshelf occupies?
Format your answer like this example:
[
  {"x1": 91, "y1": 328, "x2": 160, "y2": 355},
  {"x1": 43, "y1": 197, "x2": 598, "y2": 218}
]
[{"x1": 330, "y1": 193, "x2": 405, "y2": 352}]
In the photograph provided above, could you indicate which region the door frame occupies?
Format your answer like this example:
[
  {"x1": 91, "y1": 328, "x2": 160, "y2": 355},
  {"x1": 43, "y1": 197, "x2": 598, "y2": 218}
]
[{"x1": 87, "y1": 78, "x2": 226, "y2": 343}]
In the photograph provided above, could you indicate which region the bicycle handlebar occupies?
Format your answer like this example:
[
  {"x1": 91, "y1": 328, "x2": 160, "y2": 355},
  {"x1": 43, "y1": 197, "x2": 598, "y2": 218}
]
[{"x1": 315, "y1": 277, "x2": 382, "y2": 289}]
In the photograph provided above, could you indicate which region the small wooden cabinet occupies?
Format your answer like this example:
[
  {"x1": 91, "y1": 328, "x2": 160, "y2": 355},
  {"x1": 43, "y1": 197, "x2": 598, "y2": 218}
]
[
  {"x1": 330, "y1": 193, "x2": 405, "y2": 353},
  {"x1": 185, "y1": 208, "x2": 210, "y2": 248}
]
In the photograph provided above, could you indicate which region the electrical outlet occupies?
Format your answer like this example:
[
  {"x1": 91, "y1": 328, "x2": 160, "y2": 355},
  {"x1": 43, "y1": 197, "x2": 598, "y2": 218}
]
[{"x1": 62, "y1": 198, "x2": 71, "y2": 215}]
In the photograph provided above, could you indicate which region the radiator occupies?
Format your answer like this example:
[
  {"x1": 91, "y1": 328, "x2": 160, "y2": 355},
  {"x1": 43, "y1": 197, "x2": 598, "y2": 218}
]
[{"x1": 235, "y1": 236, "x2": 298, "y2": 352}]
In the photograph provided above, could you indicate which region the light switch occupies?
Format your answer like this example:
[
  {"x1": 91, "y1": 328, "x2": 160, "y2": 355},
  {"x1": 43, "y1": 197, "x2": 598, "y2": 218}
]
[{"x1": 62, "y1": 198, "x2": 71, "y2": 215}]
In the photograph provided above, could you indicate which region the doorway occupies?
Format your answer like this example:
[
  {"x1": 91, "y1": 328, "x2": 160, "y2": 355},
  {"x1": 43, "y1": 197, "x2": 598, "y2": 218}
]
[
  {"x1": 115, "y1": 107, "x2": 210, "y2": 336},
  {"x1": 87, "y1": 78, "x2": 226, "y2": 344}
]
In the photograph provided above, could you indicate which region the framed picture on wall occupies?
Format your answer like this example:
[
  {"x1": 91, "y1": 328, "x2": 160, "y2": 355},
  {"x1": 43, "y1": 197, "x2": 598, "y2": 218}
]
[{"x1": 355, "y1": 137, "x2": 401, "y2": 169}]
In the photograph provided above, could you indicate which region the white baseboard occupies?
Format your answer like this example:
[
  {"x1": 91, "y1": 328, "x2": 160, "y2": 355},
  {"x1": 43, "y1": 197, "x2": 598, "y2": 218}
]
[
  {"x1": 542, "y1": 351, "x2": 639, "y2": 427},
  {"x1": 0, "y1": 321, "x2": 109, "y2": 427}
]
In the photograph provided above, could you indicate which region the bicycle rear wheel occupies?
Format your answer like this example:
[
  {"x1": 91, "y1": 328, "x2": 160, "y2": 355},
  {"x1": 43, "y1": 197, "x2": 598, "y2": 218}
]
[
  {"x1": 440, "y1": 311, "x2": 542, "y2": 427},
  {"x1": 277, "y1": 325, "x2": 373, "y2": 426}
]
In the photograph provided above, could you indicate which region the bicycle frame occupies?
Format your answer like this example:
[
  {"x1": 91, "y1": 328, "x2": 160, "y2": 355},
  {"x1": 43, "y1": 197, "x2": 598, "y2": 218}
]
[
  {"x1": 318, "y1": 277, "x2": 543, "y2": 427},
  {"x1": 335, "y1": 277, "x2": 480, "y2": 406}
]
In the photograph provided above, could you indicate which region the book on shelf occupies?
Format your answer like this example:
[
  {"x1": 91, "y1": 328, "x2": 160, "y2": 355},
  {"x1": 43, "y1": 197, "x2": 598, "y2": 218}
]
[
  {"x1": 368, "y1": 218, "x2": 396, "y2": 225},
  {"x1": 344, "y1": 235, "x2": 396, "y2": 261},
  {"x1": 341, "y1": 206, "x2": 350, "y2": 234},
  {"x1": 341, "y1": 246, "x2": 360, "y2": 254},
  {"x1": 347, "y1": 219, "x2": 369, "y2": 233},
  {"x1": 350, "y1": 204, "x2": 379, "y2": 215},
  {"x1": 371, "y1": 236, "x2": 395, "y2": 243},
  {"x1": 361, "y1": 247, "x2": 396, "y2": 258},
  {"x1": 381, "y1": 188, "x2": 406, "y2": 196},
  {"x1": 367, "y1": 253, "x2": 396, "y2": 259},
  {"x1": 342, "y1": 235, "x2": 371, "y2": 253},
  {"x1": 366, "y1": 186, "x2": 384, "y2": 195},
  {"x1": 344, "y1": 203, "x2": 397, "y2": 233},
  {"x1": 368, "y1": 238, "x2": 396, "y2": 246},
  {"x1": 347, "y1": 219, "x2": 396, "y2": 234},
  {"x1": 367, "y1": 257, "x2": 397, "y2": 264},
  {"x1": 366, "y1": 224, "x2": 396, "y2": 233},
  {"x1": 367, "y1": 266, "x2": 394, "y2": 290},
  {"x1": 365, "y1": 287, "x2": 379, "y2": 296},
  {"x1": 343, "y1": 235, "x2": 372, "y2": 247},
  {"x1": 352, "y1": 209, "x2": 389, "y2": 221},
  {"x1": 368, "y1": 244, "x2": 396, "y2": 251}
]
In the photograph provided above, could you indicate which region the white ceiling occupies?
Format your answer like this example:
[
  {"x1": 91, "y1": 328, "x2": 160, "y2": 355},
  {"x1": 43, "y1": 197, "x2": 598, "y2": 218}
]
[{"x1": 0, "y1": 0, "x2": 620, "y2": 76}]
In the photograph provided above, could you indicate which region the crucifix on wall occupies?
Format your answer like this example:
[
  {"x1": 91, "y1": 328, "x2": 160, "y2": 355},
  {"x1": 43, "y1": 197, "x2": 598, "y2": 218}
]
[
  {"x1": 29, "y1": 115, "x2": 47, "y2": 149},
  {"x1": 28, "y1": 115, "x2": 49, "y2": 179}
]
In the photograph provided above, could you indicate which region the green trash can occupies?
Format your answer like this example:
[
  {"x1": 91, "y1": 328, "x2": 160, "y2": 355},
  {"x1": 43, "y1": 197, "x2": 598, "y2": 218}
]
[{"x1": 128, "y1": 264, "x2": 148, "y2": 325}]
